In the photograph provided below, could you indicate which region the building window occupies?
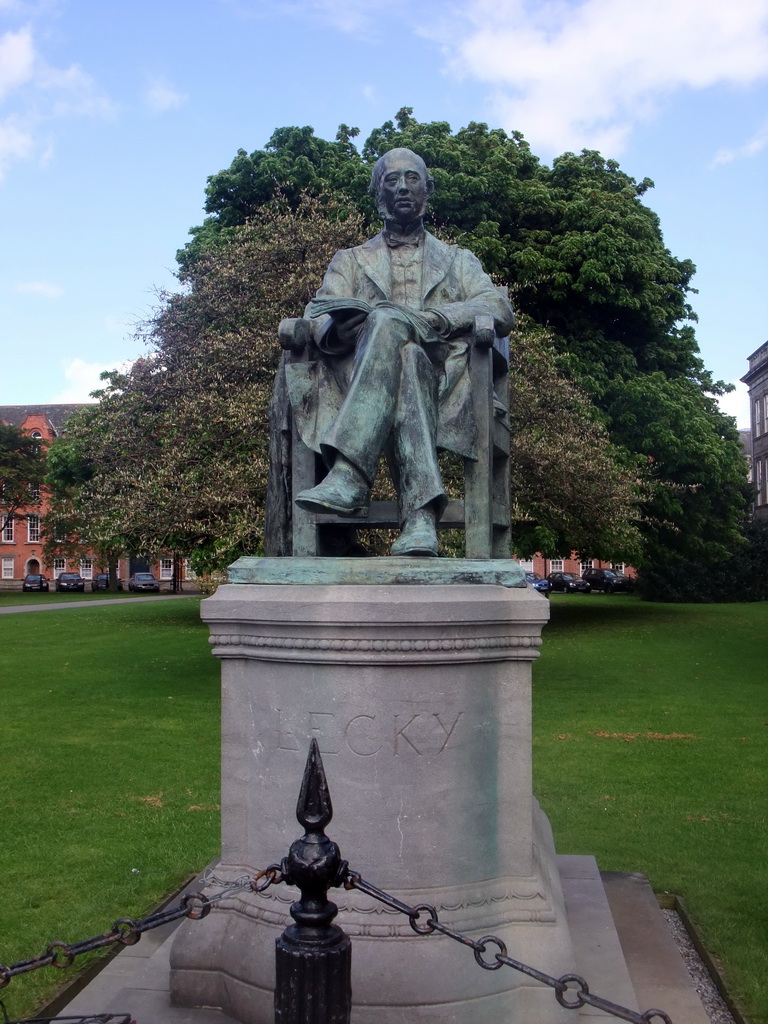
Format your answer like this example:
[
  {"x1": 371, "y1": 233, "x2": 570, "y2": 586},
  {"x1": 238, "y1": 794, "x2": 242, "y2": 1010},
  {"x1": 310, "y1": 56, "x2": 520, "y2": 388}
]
[
  {"x1": 755, "y1": 398, "x2": 766, "y2": 437},
  {"x1": 53, "y1": 558, "x2": 66, "y2": 578},
  {"x1": 27, "y1": 515, "x2": 41, "y2": 543},
  {"x1": 2, "y1": 517, "x2": 13, "y2": 543},
  {"x1": 516, "y1": 558, "x2": 534, "y2": 572},
  {"x1": 28, "y1": 481, "x2": 41, "y2": 501},
  {"x1": 580, "y1": 560, "x2": 594, "y2": 574},
  {"x1": 80, "y1": 558, "x2": 93, "y2": 579},
  {"x1": 159, "y1": 558, "x2": 173, "y2": 579},
  {"x1": 550, "y1": 558, "x2": 564, "y2": 572},
  {"x1": 757, "y1": 459, "x2": 766, "y2": 506},
  {"x1": 612, "y1": 562, "x2": 625, "y2": 573},
  {"x1": 184, "y1": 558, "x2": 197, "y2": 580},
  {"x1": 2, "y1": 557, "x2": 14, "y2": 579}
]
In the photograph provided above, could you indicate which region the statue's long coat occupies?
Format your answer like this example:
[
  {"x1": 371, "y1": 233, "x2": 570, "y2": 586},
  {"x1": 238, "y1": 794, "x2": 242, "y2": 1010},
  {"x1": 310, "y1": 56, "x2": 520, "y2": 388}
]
[
  {"x1": 264, "y1": 231, "x2": 514, "y2": 555},
  {"x1": 286, "y1": 231, "x2": 514, "y2": 463}
]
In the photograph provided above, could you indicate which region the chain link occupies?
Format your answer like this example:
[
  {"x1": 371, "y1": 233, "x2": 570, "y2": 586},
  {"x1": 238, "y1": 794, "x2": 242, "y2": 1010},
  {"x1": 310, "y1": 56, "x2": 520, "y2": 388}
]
[
  {"x1": 1, "y1": 861, "x2": 673, "y2": 1024},
  {"x1": 344, "y1": 869, "x2": 674, "y2": 1024},
  {"x1": 0, "y1": 868, "x2": 281, "y2": 990}
]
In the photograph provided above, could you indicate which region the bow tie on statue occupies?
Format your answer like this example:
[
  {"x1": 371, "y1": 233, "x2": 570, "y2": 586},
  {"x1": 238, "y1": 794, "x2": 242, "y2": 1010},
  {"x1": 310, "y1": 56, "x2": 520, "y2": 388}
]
[{"x1": 384, "y1": 228, "x2": 424, "y2": 248}]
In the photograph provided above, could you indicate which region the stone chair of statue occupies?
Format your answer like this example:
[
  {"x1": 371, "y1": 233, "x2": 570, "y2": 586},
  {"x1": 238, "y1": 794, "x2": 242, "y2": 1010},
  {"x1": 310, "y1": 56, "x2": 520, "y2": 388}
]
[{"x1": 264, "y1": 304, "x2": 512, "y2": 560}]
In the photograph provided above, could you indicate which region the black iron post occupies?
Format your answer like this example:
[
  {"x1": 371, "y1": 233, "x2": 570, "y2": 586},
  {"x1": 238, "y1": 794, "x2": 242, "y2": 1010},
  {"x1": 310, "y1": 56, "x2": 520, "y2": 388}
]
[{"x1": 274, "y1": 739, "x2": 351, "y2": 1024}]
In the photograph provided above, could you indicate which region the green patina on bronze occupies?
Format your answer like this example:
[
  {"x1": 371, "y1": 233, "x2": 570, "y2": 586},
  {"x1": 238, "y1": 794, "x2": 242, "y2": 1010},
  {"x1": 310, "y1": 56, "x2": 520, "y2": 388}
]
[
  {"x1": 228, "y1": 556, "x2": 526, "y2": 588},
  {"x1": 280, "y1": 148, "x2": 514, "y2": 560}
]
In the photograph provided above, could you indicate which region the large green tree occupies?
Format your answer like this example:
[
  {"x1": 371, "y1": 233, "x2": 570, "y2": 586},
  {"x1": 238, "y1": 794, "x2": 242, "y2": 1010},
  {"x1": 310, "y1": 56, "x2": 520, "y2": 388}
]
[
  {"x1": 53, "y1": 192, "x2": 640, "y2": 568},
  {"x1": 46, "y1": 195, "x2": 372, "y2": 571},
  {"x1": 0, "y1": 422, "x2": 45, "y2": 537},
  {"x1": 181, "y1": 109, "x2": 748, "y2": 569}
]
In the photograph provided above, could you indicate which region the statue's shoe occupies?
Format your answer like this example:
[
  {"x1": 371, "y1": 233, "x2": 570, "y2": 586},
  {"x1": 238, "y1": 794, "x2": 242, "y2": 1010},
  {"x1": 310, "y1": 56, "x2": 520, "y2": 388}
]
[
  {"x1": 391, "y1": 511, "x2": 439, "y2": 557},
  {"x1": 295, "y1": 472, "x2": 369, "y2": 517}
]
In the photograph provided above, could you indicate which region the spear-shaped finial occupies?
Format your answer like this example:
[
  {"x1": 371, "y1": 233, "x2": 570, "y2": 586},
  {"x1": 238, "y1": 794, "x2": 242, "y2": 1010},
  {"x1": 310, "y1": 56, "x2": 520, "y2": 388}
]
[
  {"x1": 275, "y1": 740, "x2": 352, "y2": 1023},
  {"x1": 296, "y1": 738, "x2": 333, "y2": 833}
]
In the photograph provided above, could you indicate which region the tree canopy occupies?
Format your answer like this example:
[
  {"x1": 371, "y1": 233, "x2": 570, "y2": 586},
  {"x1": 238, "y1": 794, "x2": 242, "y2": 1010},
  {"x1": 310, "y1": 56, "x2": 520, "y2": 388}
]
[
  {"x1": 178, "y1": 109, "x2": 748, "y2": 569},
  {"x1": 51, "y1": 189, "x2": 641, "y2": 569},
  {"x1": 52, "y1": 110, "x2": 748, "y2": 581},
  {"x1": 0, "y1": 422, "x2": 45, "y2": 535}
]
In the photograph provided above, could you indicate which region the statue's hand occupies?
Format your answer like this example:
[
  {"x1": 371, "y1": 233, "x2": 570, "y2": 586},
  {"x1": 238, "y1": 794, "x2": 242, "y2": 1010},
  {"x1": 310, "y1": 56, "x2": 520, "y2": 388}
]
[{"x1": 331, "y1": 309, "x2": 367, "y2": 347}]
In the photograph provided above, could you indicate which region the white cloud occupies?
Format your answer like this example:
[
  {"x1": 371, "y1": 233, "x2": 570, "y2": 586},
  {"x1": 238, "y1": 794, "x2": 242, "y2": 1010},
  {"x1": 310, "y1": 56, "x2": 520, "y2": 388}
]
[
  {"x1": 0, "y1": 114, "x2": 33, "y2": 178},
  {"x1": 53, "y1": 357, "x2": 132, "y2": 403},
  {"x1": 143, "y1": 75, "x2": 187, "y2": 113},
  {"x1": 218, "y1": 0, "x2": 398, "y2": 35},
  {"x1": 0, "y1": 26, "x2": 34, "y2": 101},
  {"x1": 0, "y1": 24, "x2": 113, "y2": 180},
  {"x1": 305, "y1": 0, "x2": 385, "y2": 33},
  {"x1": 712, "y1": 116, "x2": 768, "y2": 166},
  {"x1": 40, "y1": 62, "x2": 114, "y2": 119},
  {"x1": 14, "y1": 279, "x2": 64, "y2": 298},
  {"x1": 717, "y1": 381, "x2": 750, "y2": 428},
  {"x1": 428, "y1": 0, "x2": 768, "y2": 155}
]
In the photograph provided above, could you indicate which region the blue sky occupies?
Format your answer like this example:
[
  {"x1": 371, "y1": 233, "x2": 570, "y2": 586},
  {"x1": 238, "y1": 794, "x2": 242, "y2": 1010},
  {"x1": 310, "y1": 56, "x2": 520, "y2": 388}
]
[{"x1": 1, "y1": 0, "x2": 767, "y2": 427}]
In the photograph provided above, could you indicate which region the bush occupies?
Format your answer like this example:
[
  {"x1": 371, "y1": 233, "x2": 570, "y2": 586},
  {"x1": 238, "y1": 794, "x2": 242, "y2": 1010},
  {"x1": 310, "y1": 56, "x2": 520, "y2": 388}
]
[{"x1": 197, "y1": 571, "x2": 227, "y2": 595}]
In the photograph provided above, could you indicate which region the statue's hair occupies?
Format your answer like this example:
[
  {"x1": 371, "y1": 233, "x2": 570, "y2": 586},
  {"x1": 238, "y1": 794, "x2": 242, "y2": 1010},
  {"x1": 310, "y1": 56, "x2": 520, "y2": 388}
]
[{"x1": 368, "y1": 148, "x2": 434, "y2": 196}]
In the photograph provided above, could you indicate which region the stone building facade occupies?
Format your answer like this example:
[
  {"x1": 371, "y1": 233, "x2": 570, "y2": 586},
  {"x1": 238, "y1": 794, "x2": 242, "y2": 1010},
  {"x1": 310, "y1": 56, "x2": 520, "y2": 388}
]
[{"x1": 741, "y1": 341, "x2": 768, "y2": 521}]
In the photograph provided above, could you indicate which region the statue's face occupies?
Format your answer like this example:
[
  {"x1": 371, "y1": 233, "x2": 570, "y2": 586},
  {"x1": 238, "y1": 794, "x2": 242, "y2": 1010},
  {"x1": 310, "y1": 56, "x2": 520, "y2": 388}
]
[{"x1": 376, "y1": 150, "x2": 432, "y2": 225}]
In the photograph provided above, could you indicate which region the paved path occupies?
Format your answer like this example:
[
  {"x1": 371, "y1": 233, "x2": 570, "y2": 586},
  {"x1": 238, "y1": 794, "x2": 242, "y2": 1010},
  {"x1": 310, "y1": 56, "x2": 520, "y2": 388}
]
[{"x1": 0, "y1": 594, "x2": 199, "y2": 614}]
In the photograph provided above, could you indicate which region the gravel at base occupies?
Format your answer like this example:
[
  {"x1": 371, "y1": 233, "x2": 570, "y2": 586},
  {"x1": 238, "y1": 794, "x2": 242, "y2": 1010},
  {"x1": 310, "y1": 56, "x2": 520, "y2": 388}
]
[{"x1": 662, "y1": 909, "x2": 737, "y2": 1024}]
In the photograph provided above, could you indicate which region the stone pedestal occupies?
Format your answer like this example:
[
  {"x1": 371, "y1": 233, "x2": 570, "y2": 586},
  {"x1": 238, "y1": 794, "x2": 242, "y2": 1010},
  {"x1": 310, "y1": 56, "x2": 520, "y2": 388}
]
[{"x1": 171, "y1": 577, "x2": 576, "y2": 1023}]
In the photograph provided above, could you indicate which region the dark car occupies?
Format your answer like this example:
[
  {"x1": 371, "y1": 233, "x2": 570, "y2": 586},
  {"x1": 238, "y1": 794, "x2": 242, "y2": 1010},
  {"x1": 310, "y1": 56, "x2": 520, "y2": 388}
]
[
  {"x1": 55, "y1": 572, "x2": 85, "y2": 592},
  {"x1": 581, "y1": 568, "x2": 633, "y2": 594},
  {"x1": 91, "y1": 573, "x2": 124, "y2": 592},
  {"x1": 525, "y1": 571, "x2": 551, "y2": 596},
  {"x1": 22, "y1": 574, "x2": 49, "y2": 592},
  {"x1": 547, "y1": 571, "x2": 591, "y2": 594},
  {"x1": 128, "y1": 573, "x2": 160, "y2": 593}
]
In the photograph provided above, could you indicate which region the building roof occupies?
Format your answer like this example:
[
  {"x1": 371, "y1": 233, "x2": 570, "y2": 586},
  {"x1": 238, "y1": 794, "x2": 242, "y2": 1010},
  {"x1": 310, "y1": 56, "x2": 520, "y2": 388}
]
[
  {"x1": 742, "y1": 341, "x2": 768, "y2": 386},
  {"x1": 0, "y1": 404, "x2": 88, "y2": 435}
]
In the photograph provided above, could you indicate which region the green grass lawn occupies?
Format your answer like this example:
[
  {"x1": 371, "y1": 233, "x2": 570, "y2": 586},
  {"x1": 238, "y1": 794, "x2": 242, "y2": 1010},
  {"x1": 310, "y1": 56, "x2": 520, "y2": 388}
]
[
  {"x1": 0, "y1": 599, "x2": 220, "y2": 1018},
  {"x1": 0, "y1": 595, "x2": 765, "y2": 1022},
  {"x1": 534, "y1": 595, "x2": 767, "y2": 1024}
]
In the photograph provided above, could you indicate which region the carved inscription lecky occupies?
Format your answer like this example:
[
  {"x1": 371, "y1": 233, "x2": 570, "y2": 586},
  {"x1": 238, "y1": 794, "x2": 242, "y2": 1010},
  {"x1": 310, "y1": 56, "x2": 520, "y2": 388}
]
[{"x1": 275, "y1": 709, "x2": 464, "y2": 757}]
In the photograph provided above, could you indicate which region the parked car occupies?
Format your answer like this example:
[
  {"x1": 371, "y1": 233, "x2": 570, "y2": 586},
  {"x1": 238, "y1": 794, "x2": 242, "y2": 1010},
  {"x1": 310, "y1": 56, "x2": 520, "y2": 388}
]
[
  {"x1": 55, "y1": 572, "x2": 85, "y2": 592},
  {"x1": 580, "y1": 568, "x2": 633, "y2": 593},
  {"x1": 546, "y1": 571, "x2": 591, "y2": 594},
  {"x1": 90, "y1": 573, "x2": 124, "y2": 592},
  {"x1": 22, "y1": 574, "x2": 49, "y2": 592},
  {"x1": 128, "y1": 573, "x2": 160, "y2": 593},
  {"x1": 525, "y1": 571, "x2": 551, "y2": 596}
]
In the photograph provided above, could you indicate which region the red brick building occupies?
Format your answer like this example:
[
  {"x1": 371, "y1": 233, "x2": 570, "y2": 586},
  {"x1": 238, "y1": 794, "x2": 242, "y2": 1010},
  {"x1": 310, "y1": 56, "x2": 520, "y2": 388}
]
[
  {"x1": 518, "y1": 554, "x2": 631, "y2": 578},
  {"x1": 0, "y1": 405, "x2": 196, "y2": 589}
]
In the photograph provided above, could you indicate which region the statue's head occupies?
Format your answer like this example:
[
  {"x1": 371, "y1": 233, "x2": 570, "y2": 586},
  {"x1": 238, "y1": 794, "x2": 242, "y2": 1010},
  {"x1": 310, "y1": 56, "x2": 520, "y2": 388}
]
[{"x1": 369, "y1": 148, "x2": 434, "y2": 225}]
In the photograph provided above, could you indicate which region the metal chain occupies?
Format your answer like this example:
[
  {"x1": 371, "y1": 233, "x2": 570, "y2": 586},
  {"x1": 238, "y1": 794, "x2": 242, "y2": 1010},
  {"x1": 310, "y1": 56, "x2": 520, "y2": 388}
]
[
  {"x1": 343, "y1": 869, "x2": 674, "y2": 1024},
  {"x1": 0, "y1": 867, "x2": 283, "y2": 991},
  {"x1": 0, "y1": 860, "x2": 673, "y2": 1024}
]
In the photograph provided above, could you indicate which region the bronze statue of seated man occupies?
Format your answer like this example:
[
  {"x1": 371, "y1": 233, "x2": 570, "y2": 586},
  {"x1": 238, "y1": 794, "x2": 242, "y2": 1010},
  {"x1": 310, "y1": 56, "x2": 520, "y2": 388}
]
[{"x1": 290, "y1": 147, "x2": 514, "y2": 556}]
